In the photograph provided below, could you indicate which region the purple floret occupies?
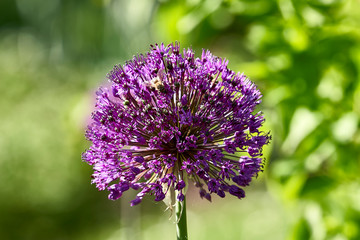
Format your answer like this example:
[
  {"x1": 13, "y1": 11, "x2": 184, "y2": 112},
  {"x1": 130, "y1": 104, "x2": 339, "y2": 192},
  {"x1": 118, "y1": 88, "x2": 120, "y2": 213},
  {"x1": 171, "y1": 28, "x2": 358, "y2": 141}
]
[{"x1": 82, "y1": 42, "x2": 271, "y2": 205}]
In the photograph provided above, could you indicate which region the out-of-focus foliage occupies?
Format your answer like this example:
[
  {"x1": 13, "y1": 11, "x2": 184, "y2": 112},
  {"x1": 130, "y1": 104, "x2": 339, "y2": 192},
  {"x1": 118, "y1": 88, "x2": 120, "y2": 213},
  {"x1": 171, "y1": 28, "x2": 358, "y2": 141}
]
[{"x1": 0, "y1": 0, "x2": 359, "y2": 239}]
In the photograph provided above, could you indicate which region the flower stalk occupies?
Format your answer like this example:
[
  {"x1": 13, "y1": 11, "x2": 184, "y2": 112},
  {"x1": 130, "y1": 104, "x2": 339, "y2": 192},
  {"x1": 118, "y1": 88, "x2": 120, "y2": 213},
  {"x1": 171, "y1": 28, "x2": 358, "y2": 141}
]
[{"x1": 176, "y1": 195, "x2": 188, "y2": 240}]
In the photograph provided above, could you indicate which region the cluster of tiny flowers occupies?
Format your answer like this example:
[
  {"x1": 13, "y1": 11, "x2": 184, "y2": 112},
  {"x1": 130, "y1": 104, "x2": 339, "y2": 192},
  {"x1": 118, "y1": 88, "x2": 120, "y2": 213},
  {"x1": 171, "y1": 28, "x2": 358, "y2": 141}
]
[{"x1": 82, "y1": 43, "x2": 271, "y2": 206}]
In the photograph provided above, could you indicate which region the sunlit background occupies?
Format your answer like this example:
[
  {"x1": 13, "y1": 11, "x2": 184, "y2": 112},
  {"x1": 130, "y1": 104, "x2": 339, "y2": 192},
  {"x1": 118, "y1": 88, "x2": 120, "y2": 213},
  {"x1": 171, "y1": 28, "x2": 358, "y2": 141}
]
[{"x1": 1, "y1": 0, "x2": 359, "y2": 239}]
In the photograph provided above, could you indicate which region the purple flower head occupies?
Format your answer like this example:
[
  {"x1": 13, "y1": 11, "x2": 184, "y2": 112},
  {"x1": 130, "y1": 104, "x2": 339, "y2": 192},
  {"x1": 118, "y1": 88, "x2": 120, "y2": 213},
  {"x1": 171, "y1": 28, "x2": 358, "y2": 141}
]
[{"x1": 82, "y1": 42, "x2": 271, "y2": 205}]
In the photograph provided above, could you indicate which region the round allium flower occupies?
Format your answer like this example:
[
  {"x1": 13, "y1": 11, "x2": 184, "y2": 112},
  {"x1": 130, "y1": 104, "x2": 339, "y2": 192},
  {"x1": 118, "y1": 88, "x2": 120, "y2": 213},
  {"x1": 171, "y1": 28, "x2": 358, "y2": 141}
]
[{"x1": 82, "y1": 43, "x2": 271, "y2": 206}]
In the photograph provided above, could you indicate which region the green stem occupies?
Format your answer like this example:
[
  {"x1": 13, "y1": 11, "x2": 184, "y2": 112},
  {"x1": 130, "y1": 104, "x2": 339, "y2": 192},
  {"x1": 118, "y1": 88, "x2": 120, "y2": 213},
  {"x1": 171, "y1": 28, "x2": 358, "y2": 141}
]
[{"x1": 175, "y1": 196, "x2": 188, "y2": 240}]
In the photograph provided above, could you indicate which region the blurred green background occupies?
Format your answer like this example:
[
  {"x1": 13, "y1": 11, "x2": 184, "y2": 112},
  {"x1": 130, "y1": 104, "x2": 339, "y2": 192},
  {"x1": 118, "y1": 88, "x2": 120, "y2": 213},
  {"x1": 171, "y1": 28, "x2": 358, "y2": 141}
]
[{"x1": 1, "y1": 0, "x2": 359, "y2": 239}]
